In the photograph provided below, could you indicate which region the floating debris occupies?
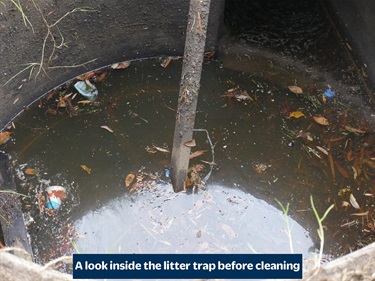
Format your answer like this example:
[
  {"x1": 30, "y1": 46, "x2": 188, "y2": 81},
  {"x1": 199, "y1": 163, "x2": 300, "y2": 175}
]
[
  {"x1": 0, "y1": 131, "x2": 12, "y2": 145},
  {"x1": 111, "y1": 61, "x2": 131, "y2": 69},
  {"x1": 288, "y1": 85, "x2": 303, "y2": 94},
  {"x1": 45, "y1": 186, "x2": 67, "y2": 210},
  {"x1": 349, "y1": 193, "x2": 360, "y2": 209},
  {"x1": 74, "y1": 80, "x2": 98, "y2": 101},
  {"x1": 324, "y1": 88, "x2": 335, "y2": 99},
  {"x1": 125, "y1": 173, "x2": 135, "y2": 187},
  {"x1": 80, "y1": 164, "x2": 92, "y2": 174}
]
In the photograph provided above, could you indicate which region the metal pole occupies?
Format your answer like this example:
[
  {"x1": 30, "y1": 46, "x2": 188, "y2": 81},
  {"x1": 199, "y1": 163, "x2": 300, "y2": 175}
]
[{"x1": 170, "y1": 0, "x2": 211, "y2": 192}]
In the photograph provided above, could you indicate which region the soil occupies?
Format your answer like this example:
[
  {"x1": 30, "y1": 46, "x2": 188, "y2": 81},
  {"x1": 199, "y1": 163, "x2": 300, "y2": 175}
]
[{"x1": 0, "y1": 0, "x2": 224, "y2": 130}]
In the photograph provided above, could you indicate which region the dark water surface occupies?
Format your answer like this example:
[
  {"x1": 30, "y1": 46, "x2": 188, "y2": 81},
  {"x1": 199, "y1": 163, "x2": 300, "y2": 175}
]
[{"x1": 2, "y1": 50, "x2": 374, "y2": 269}]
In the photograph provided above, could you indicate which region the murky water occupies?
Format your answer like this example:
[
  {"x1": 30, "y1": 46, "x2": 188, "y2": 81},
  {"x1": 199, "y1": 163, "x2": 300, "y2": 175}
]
[
  {"x1": 2, "y1": 49, "x2": 374, "y2": 270},
  {"x1": 1, "y1": 1, "x2": 374, "y2": 272}
]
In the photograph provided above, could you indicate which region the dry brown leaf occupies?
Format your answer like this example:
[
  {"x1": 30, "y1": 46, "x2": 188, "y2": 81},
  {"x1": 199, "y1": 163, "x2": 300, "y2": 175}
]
[
  {"x1": 288, "y1": 85, "x2": 303, "y2": 94},
  {"x1": 153, "y1": 145, "x2": 170, "y2": 153},
  {"x1": 184, "y1": 139, "x2": 196, "y2": 147},
  {"x1": 350, "y1": 211, "x2": 369, "y2": 217},
  {"x1": 76, "y1": 71, "x2": 96, "y2": 81},
  {"x1": 335, "y1": 162, "x2": 349, "y2": 178},
  {"x1": 161, "y1": 57, "x2": 172, "y2": 68},
  {"x1": 313, "y1": 116, "x2": 330, "y2": 126},
  {"x1": 329, "y1": 154, "x2": 335, "y2": 179},
  {"x1": 0, "y1": 131, "x2": 12, "y2": 145},
  {"x1": 96, "y1": 72, "x2": 107, "y2": 82},
  {"x1": 80, "y1": 164, "x2": 91, "y2": 174},
  {"x1": 189, "y1": 150, "x2": 208, "y2": 160},
  {"x1": 125, "y1": 173, "x2": 135, "y2": 187},
  {"x1": 197, "y1": 10, "x2": 203, "y2": 34},
  {"x1": 344, "y1": 126, "x2": 367, "y2": 134},
  {"x1": 111, "y1": 61, "x2": 131, "y2": 69},
  {"x1": 204, "y1": 51, "x2": 215, "y2": 58},
  {"x1": 129, "y1": 182, "x2": 139, "y2": 192},
  {"x1": 101, "y1": 125, "x2": 114, "y2": 133},
  {"x1": 37, "y1": 193, "x2": 45, "y2": 214},
  {"x1": 25, "y1": 168, "x2": 38, "y2": 176}
]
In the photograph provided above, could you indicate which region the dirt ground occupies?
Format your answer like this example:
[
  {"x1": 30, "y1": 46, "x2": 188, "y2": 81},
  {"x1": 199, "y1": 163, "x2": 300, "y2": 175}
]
[{"x1": 0, "y1": 0, "x2": 224, "y2": 129}]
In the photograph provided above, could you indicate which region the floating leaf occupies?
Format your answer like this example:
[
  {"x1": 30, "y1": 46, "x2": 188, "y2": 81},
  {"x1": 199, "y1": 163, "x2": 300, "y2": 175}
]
[
  {"x1": 160, "y1": 57, "x2": 172, "y2": 68},
  {"x1": 100, "y1": 125, "x2": 114, "y2": 133},
  {"x1": 204, "y1": 51, "x2": 215, "y2": 58},
  {"x1": 153, "y1": 145, "x2": 170, "y2": 153},
  {"x1": 351, "y1": 166, "x2": 358, "y2": 180},
  {"x1": 344, "y1": 126, "x2": 367, "y2": 134},
  {"x1": 125, "y1": 173, "x2": 135, "y2": 187},
  {"x1": 316, "y1": 146, "x2": 329, "y2": 156},
  {"x1": 288, "y1": 85, "x2": 303, "y2": 94},
  {"x1": 313, "y1": 116, "x2": 329, "y2": 126},
  {"x1": 289, "y1": 111, "x2": 305, "y2": 119},
  {"x1": 145, "y1": 146, "x2": 157, "y2": 154},
  {"x1": 235, "y1": 90, "x2": 252, "y2": 101},
  {"x1": 196, "y1": 230, "x2": 202, "y2": 238},
  {"x1": 76, "y1": 71, "x2": 95, "y2": 81},
  {"x1": 200, "y1": 160, "x2": 218, "y2": 166},
  {"x1": 189, "y1": 150, "x2": 208, "y2": 160},
  {"x1": 0, "y1": 131, "x2": 12, "y2": 145},
  {"x1": 111, "y1": 61, "x2": 131, "y2": 69},
  {"x1": 37, "y1": 193, "x2": 45, "y2": 214},
  {"x1": 95, "y1": 71, "x2": 107, "y2": 82},
  {"x1": 129, "y1": 182, "x2": 139, "y2": 193},
  {"x1": 329, "y1": 154, "x2": 335, "y2": 179},
  {"x1": 184, "y1": 139, "x2": 196, "y2": 147},
  {"x1": 77, "y1": 100, "x2": 91, "y2": 104},
  {"x1": 335, "y1": 162, "x2": 350, "y2": 178},
  {"x1": 350, "y1": 211, "x2": 369, "y2": 217},
  {"x1": 80, "y1": 164, "x2": 91, "y2": 174},
  {"x1": 25, "y1": 168, "x2": 38, "y2": 176},
  {"x1": 349, "y1": 194, "x2": 360, "y2": 209}
]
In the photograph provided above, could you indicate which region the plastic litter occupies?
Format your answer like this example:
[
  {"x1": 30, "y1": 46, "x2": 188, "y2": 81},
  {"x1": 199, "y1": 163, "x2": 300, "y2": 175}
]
[
  {"x1": 324, "y1": 88, "x2": 335, "y2": 99},
  {"x1": 46, "y1": 196, "x2": 61, "y2": 209},
  {"x1": 165, "y1": 169, "x2": 170, "y2": 178},
  {"x1": 74, "y1": 81, "x2": 98, "y2": 101},
  {"x1": 45, "y1": 186, "x2": 67, "y2": 210}
]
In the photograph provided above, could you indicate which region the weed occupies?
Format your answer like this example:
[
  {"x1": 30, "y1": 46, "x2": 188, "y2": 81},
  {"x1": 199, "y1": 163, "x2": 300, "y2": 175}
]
[
  {"x1": 3, "y1": 2, "x2": 97, "y2": 86},
  {"x1": 310, "y1": 195, "x2": 334, "y2": 264},
  {"x1": 275, "y1": 199, "x2": 294, "y2": 253},
  {"x1": 10, "y1": 0, "x2": 34, "y2": 32}
]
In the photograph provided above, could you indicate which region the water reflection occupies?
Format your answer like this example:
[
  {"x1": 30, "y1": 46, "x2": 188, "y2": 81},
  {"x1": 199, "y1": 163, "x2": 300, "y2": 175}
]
[{"x1": 74, "y1": 184, "x2": 314, "y2": 256}]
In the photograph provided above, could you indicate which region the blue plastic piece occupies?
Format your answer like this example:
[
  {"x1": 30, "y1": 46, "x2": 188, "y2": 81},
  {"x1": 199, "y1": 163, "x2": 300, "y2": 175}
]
[
  {"x1": 165, "y1": 169, "x2": 170, "y2": 178},
  {"x1": 46, "y1": 200, "x2": 61, "y2": 209},
  {"x1": 324, "y1": 89, "x2": 335, "y2": 99},
  {"x1": 74, "y1": 81, "x2": 98, "y2": 101}
]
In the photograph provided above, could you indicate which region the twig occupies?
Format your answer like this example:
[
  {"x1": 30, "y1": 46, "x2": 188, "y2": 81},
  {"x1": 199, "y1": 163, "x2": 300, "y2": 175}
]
[
  {"x1": 192, "y1": 129, "x2": 215, "y2": 182},
  {"x1": 48, "y1": 58, "x2": 98, "y2": 69},
  {"x1": 0, "y1": 189, "x2": 31, "y2": 198}
]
